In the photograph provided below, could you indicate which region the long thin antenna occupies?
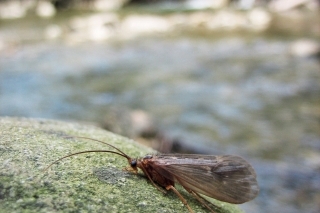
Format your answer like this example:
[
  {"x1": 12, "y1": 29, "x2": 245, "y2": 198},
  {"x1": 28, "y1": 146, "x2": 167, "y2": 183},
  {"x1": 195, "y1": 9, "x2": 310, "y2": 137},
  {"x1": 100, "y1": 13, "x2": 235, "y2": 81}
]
[
  {"x1": 65, "y1": 136, "x2": 130, "y2": 158},
  {"x1": 44, "y1": 150, "x2": 129, "y2": 172}
]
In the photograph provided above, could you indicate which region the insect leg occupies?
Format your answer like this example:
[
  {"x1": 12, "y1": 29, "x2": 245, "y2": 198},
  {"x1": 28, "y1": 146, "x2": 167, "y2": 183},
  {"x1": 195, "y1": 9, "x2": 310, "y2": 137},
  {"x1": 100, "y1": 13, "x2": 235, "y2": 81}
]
[
  {"x1": 165, "y1": 185, "x2": 194, "y2": 213},
  {"x1": 189, "y1": 190, "x2": 219, "y2": 213},
  {"x1": 175, "y1": 177, "x2": 218, "y2": 213},
  {"x1": 138, "y1": 165, "x2": 167, "y2": 194},
  {"x1": 123, "y1": 167, "x2": 137, "y2": 174}
]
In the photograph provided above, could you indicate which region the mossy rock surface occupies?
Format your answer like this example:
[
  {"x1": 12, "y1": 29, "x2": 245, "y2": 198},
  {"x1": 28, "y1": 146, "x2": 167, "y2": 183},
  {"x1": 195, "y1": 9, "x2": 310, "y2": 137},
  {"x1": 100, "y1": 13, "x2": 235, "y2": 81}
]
[{"x1": 0, "y1": 117, "x2": 244, "y2": 213}]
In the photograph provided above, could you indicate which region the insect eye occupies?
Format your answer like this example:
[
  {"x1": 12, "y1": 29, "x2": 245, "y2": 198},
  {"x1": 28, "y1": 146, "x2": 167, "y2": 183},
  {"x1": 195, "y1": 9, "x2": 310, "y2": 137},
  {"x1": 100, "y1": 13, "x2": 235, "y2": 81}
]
[{"x1": 130, "y1": 159, "x2": 137, "y2": 167}]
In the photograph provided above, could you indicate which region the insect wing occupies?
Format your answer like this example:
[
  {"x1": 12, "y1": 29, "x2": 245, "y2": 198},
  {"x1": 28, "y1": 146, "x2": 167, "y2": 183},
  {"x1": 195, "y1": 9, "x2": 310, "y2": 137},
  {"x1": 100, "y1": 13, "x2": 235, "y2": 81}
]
[{"x1": 151, "y1": 154, "x2": 259, "y2": 204}]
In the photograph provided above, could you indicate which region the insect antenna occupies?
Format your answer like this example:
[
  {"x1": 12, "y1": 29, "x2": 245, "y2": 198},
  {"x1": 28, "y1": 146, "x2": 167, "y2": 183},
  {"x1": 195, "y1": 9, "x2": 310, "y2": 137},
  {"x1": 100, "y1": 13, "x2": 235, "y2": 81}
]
[
  {"x1": 65, "y1": 136, "x2": 130, "y2": 158},
  {"x1": 44, "y1": 136, "x2": 131, "y2": 172}
]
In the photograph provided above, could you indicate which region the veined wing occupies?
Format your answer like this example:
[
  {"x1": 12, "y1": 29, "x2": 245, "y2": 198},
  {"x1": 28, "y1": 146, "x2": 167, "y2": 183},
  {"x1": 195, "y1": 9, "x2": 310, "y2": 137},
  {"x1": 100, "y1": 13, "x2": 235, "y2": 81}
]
[{"x1": 150, "y1": 154, "x2": 259, "y2": 204}]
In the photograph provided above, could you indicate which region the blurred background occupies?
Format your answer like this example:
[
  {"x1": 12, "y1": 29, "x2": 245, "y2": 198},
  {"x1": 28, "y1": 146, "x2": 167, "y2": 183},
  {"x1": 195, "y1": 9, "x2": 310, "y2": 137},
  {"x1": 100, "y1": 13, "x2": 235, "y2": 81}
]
[{"x1": 0, "y1": 0, "x2": 320, "y2": 212}]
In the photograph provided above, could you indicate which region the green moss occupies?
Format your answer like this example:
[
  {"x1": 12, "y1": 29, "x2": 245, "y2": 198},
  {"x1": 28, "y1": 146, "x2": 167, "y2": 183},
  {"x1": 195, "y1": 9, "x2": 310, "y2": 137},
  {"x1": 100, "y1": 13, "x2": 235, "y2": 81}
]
[{"x1": 0, "y1": 117, "x2": 244, "y2": 213}]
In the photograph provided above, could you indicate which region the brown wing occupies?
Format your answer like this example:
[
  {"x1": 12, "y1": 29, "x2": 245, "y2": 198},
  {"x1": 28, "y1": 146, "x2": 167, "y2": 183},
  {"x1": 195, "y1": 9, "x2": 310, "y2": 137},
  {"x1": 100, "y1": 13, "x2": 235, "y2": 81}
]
[{"x1": 150, "y1": 154, "x2": 259, "y2": 204}]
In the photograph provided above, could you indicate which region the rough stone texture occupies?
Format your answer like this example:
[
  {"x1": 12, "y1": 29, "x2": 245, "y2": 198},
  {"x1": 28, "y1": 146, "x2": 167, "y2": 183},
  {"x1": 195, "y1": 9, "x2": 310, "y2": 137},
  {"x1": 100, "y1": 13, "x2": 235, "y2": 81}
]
[{"x1": 0, "y1": 117, "x2": 243, "y2": 213}]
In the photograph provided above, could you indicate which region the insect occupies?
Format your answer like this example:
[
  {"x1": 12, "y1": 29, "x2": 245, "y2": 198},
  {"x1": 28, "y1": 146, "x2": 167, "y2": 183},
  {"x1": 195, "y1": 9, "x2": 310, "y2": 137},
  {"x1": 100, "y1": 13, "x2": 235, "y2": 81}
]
[{"x1": 45, "y1": 136, "x2": 259, "y2": 213}]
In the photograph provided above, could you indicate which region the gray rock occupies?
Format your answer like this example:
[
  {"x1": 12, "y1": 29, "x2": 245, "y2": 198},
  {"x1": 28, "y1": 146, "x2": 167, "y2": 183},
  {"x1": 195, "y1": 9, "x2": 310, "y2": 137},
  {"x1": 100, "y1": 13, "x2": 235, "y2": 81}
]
[{"x1": 0, "y1": 117, "x2": 243, "y2": 213}]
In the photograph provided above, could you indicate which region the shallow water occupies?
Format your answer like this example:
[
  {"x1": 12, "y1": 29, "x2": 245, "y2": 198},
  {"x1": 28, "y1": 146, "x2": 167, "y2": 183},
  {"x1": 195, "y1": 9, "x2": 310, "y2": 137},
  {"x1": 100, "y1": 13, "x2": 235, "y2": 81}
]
[{"x1": 1, "y1": 17, "x2": 320, "y2": 213}]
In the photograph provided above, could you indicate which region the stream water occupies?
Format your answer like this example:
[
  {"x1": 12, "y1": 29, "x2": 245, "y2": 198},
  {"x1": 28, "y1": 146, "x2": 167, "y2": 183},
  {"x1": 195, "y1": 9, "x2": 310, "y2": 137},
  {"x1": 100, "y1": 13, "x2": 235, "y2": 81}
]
[{"x1": 1, "y1": 13, "x2": 320, "y2": 213}]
